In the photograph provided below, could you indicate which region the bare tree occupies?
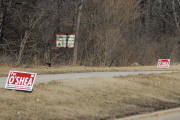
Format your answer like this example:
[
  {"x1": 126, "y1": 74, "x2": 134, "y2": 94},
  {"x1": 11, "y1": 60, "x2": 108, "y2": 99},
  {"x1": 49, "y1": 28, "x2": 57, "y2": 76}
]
[
  {"x1": 1, "y1": 0, "x2": 180, "y2": 66},
  {"x1": 73, "y1": 0, "x2": 85, "y2": 65}
]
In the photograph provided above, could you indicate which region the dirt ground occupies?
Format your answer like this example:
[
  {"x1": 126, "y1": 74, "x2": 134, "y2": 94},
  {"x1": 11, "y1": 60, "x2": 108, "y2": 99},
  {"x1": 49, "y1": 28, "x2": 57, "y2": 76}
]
[{"x1": 0, "y1": 73, "x2": 180, "y2": 120}]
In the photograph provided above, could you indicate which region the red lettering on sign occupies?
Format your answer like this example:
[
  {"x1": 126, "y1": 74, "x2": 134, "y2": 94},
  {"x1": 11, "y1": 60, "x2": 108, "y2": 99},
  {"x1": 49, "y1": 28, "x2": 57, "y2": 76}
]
[
  {"x1": 5, "y1": 71, "x2": 37, "y2": 91},
  {"x1": 157, "y1": 59, "x2": 170, "y2": 68}
]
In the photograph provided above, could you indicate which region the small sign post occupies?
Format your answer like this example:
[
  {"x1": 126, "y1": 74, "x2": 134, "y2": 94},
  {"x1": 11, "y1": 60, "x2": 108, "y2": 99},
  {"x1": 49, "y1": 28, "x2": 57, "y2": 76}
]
[
  {"x1": 157, "y1": 59, "x2": 170, "y2": 68},
  {"x1": 5, "y1": 71, "x2": 37, "y2": 92},
  {"x1": 54, "y1": 33, "x2": 75, "y2": 64}
]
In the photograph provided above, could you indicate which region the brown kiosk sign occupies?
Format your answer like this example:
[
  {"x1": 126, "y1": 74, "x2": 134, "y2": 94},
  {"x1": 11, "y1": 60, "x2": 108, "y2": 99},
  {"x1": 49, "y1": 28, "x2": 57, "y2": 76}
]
[{"x1": 55, "y1": 33, "x2": 75, "y2": 48}]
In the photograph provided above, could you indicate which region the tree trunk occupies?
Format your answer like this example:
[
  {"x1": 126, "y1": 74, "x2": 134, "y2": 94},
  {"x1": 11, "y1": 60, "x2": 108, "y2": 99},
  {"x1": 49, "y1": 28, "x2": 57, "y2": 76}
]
[
  {"x1": 172, "y1": 0, "x2": 179, "y2": 28},
  {"x1": 73, "y1": 0, "x2": 84, "y2": 65},
  {"x1": 16, "y1": 31, "x2": 31, "y2": 66},
  {"x1": 0, "y1": 0, "x2": 6, "y2": 41}
]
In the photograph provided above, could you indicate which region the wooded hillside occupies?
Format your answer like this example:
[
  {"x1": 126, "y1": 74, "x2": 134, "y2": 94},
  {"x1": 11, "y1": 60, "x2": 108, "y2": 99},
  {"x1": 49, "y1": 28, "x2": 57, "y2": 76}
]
[{"x1": 0, "y1": 0, "x2": 180, "y2": 66}]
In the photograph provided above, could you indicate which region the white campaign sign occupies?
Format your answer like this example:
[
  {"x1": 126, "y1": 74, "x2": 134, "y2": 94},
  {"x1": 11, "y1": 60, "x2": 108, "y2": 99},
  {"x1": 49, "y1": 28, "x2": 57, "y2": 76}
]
[
  {"x1": 157, "y1": 59, "x2": 170, "y2": 68},
  {"x1": 5, "y1": 71, "x2": 37, "y2": 91}
]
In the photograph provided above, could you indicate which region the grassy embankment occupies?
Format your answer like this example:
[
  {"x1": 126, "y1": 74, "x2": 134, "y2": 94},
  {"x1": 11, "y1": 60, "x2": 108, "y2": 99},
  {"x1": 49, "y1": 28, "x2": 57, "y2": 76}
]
[{"x1": 0, "y1": 72, "x2": 180, "y2": 120}]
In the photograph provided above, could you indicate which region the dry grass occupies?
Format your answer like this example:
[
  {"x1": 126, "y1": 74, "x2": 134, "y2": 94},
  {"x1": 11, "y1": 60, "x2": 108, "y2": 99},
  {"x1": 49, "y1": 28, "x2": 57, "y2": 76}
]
[
  {"x1": 0, "y1": 64, "x2": 180, "y2": 77},
  {"x1": 0, "y1": 72, "x2": 180, "y2": 120}
]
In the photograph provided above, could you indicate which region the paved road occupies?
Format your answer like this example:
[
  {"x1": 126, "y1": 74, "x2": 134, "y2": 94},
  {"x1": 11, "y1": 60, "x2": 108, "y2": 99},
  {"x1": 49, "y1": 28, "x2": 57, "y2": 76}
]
[
  {"x1": 117, "y1": 107, "x2": 180, "y2": 120},
  {"x1": 0, "y1": 71, "x2": 173, "y2": 88}
]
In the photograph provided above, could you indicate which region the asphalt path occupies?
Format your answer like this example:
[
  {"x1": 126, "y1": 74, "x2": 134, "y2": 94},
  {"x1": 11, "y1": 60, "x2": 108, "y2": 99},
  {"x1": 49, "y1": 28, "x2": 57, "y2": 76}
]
[
  {"x1": 117, "y1": 107, "x2": 180, "y2": 120},
  {"x1": 0, "y1": 71, "x2": 174, "y2": 88}
]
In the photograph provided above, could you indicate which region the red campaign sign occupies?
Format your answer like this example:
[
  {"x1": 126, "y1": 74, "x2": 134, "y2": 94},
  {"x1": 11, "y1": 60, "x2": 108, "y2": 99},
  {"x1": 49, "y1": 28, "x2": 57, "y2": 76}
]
[
  {"x1": 157, "y1": 59, "x2": 170, "y2": 68},
  {"x1": 5, "y1": 71, "x2": 37, "y2": 91}
]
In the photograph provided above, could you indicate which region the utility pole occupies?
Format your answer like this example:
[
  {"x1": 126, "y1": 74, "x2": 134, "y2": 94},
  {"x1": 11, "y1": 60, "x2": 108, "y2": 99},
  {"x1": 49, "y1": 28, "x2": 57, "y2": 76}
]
[{"x1": 73, "y1": 0, "x2": 85, "y2": 65}]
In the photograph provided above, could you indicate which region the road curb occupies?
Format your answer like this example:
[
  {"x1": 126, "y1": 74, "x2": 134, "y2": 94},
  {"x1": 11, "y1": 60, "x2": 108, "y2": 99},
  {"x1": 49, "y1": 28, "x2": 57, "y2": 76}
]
[{"x1": 116, "y1": 107, "x2": 180, "y2": 120}]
